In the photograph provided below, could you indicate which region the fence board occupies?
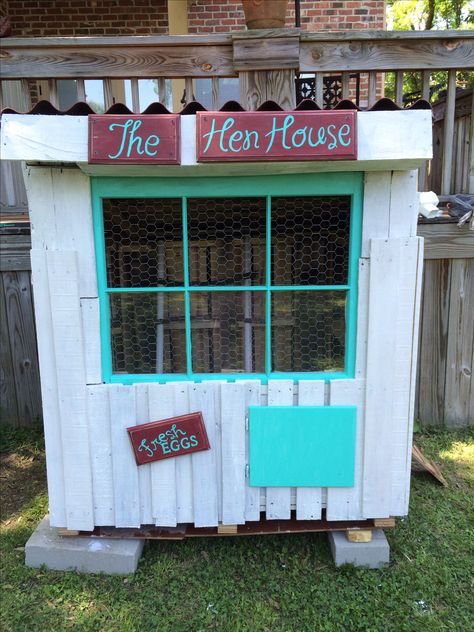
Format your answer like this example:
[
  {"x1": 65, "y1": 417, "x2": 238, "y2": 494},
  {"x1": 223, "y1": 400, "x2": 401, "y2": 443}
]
[
  {"x1": 296, "y1": 380, "x2": 325, "y2": 520},
  {"x1": 173, "y1": 382, "x2": 194, "y2": 524},
  {"x1": 244, "y1": 380, "x2": 261, "y2": 522},
  {"x1": 444, "y1": 259, "x2": 474, "y2": 426},
  {"x1": 87, "y1": 385, "x2": 114, "y2": 526},
  {"x1": 47, "y1": 250, "x2": 93, "y2": 530},
  {"x1": 221, "y1": 382, "x2": 246, "y2": 524},
  {"x1": 266, "y1": 380, "x2": 293, "y2": 520},
  {"x1": 148, "y1": 383, "x2": 177, "y2": 527},
  {"x1": 0, "y1": 275, "x2": 19, "y2": 425},
  {"x1": 134, "y1": 383, "x2": 153, "y2": 525},
  {"x1": 2, "y1": 270, "x2": 41, "y2": 425},
  {"x1": 109, "y1": 384, "x2": 140, "y2": 528}
]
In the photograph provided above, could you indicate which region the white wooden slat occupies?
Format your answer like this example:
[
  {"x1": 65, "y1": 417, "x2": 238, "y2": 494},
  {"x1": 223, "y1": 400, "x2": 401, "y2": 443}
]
[
  {"x1": 266, "y1": 380, "x2": 293, "y2": 520},
  {"x1": 22, "y1": 165, "x2": 54, "y2": 251},
  {"x1": 51, "y1": 169, "x2": 97, "y2": 298},
  {"x1": 296, "y1": 380, "x2": 325, "y2": 520},
  {"x1": 403, "y1": 238, "x2": 424, "y2": 514},
  {"x1": 355, "y1": 259, "x2": 370, "y2": 378},
  {"x1": 3, "y1": 111, "x2": 433, "y2": 168},
  {"x1": 173, "y1": 382, "x2": 193, "y2": 524},
  {"x1": 244, "y1": 380, "x2": 262, "y2": 521},
  {"x1": 109, "y1": 384, "x2": 140, "y2": 527},
  {"x1": 221, "y1": 382, "x2": 246, "y2": 525},
  {"x1": 205, "y1": 380, "x2": 225, "y2": 522},
  {"x1": 363, "y1": 238, "x2": 402, "y2": 518},
  {"x1": 390, "y1": 238, "x2": 424, "y2": 515},
  {"x1": 46, "y1": 250, "x2": 94, "y2": 530},
  {"x1": 80, "y1": 298, "x2": 102, "y2": 384},
  {"x1": 211, "y1": 77, "x2": 220, "y2": 110},
  {"x1": 48, "y1": 79, "x2": 59, "y2": 108},
  {"x1": 86, "y1": 385, "x2": 114, "y2": 525},
  {"x1": 134, "y1": 383, "x2": 153, "y2": 525},
  {"x1": 326, "y1": 379, "x2": 365, "y2": 520},
  {"x1": 361, "y1": 171, "x2": 391, "y2": 257},
  {"x1": 30, "y1": 249, "x2": 66, "y2": 527},
  {"x1": 189, "y1": 383, "x2": 219, "y2": 527},
  {"x1": 389, "y1": 171, "x2": 419, "y2": 239},
  {"x1": 148, "y1": 383, "x2": 177, "y2": 527}
]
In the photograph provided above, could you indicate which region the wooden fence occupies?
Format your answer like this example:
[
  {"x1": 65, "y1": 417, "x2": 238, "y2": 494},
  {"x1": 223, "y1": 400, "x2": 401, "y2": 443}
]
[
  {"x1": 1, "y1": 221, "x2": 472, "y2": 428},
  {"x1": 0, "y1": 230, "x2": 41, "y2": 426}
]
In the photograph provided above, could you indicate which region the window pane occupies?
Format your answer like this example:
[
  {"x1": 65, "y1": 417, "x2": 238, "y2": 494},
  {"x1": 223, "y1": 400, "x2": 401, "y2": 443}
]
[
  {"x1": 187, "y1": 198, "x2": 266, "y2": 286},
  {"x1": 271, "y1": 291, "x2": 346, "y2": 372},
  {"x1": 103, "y1": 198, "x2": 183, "y2": 288},
  {"x1": 271, "y1": 196, "x2": 350, "y2": 286},
  {"x1": 190, "y1": 291, "x2": 265, "y2": 373},
  {"x1": 110, "y1": 293, "x2": 186, "y2": 374}
]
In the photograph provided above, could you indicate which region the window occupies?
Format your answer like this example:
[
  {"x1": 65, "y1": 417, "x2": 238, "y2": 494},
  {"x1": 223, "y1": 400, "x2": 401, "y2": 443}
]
[{"x1": 92, "y1": 173, "x2": 362, "y2": 383}]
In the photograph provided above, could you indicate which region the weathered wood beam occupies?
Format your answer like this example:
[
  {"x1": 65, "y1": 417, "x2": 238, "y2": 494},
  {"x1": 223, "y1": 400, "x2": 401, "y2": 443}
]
[
  {"x1": 417, "y1": 222, "x2": 474, "y2": 259},
  {"x1": 0, "y1": 43, "x2": 234, "y2": 79},
  {"x1": 233, "y1": 35, "x2": 300, "y2": 71},
  {"x1": 300, "y1": 34, "x2": 474, "y2": 72}
]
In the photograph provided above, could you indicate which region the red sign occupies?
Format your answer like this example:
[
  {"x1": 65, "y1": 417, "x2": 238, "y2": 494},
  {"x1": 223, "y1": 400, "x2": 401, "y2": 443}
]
[
  {"x1": 196, "y1": 111, "x2": 357, "y2": 162},
  {"x1": 88, "y1": 115, "x2": 180, "y2": 164},
  {"x1": 127, "y1": 412, "x2": 210, "y2": 466}
]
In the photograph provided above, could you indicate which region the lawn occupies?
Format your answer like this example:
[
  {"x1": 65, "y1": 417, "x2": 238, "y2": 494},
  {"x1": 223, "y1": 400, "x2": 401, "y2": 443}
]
[{"x1": 1, "y1": 425, "x2": 473, "y2": 632}]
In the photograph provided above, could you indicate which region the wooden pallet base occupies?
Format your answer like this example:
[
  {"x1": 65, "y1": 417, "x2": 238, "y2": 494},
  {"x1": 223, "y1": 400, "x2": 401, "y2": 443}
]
[{"x1": 57, "y1": 514, "x2": 395, "y2": 540}]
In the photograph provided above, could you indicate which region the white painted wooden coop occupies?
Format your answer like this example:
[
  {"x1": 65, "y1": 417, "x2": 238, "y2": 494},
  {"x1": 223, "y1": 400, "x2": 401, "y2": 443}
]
[{"x1": 1, "y1": 107, "x2": 432, "y2": 532}]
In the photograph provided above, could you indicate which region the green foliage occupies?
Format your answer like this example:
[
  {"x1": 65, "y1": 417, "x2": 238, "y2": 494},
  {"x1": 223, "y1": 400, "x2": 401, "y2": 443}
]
[
  {"x1": 1, "y1": 426, "x2": 473, "y2": 631},
  {"x1": 385, "y1": 0, "x2": 473, "y2": 103}
]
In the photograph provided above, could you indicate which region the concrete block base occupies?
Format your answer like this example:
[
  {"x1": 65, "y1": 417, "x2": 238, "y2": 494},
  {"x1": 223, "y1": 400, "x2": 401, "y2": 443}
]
[
  {"x1": 328, "y1": 529, "x2": 390, "y2": 569},
  {"x1": 25, "y1": 516, "x2": 145, "y2": 574}
]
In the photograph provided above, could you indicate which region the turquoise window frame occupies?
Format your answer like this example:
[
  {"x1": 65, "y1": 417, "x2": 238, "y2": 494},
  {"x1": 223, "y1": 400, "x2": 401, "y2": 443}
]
[{"x1": 91, "y1": 172, "x2": 363, "y2": 384}]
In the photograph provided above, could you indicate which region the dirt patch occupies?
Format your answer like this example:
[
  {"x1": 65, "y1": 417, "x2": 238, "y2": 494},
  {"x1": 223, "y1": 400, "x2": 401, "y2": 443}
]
[{"x1": 0, "y1": 451, "x2": 47, "y2": 524}]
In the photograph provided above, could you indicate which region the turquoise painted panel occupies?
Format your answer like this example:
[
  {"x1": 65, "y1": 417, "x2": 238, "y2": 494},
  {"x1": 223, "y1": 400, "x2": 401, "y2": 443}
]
[{"x1": 249, "y1": 406, "x2": 357, "y2": 487}]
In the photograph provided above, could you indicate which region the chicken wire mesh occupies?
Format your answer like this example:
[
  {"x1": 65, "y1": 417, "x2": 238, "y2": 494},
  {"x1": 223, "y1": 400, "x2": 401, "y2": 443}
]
[
  {"x1": 103, "y1": 198, "x2": 183, "y2": 288},
  {"x1": 102, "y1": 194, "x2": 351, "y2": 375},
  {"x1": 271, "y1": 196, "x2": 351, "y2": 286},
  {"x1": 187, "y1": 197, "x2": 266, "y2": 286}
]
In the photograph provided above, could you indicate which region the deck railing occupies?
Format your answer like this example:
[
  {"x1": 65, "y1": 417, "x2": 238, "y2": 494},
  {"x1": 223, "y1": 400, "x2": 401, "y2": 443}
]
[{"x1": 1, "y1": 30, "x2": 473, "y2": 194}]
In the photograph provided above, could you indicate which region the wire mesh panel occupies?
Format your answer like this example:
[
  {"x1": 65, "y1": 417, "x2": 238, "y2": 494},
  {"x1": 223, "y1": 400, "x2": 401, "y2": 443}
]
[
  {"x1": 187, "y1": 198, "x2": 266, "y2": 286},
  {"x1": 271, "y1": 291, "x2": 346, "y2": 373},
  {"x1": 110, "y1": 292, "x2": 186, "y2": 374},
  {"x1": 190, "y1": 291, "x2": 266, "y2": 373},
  {"x1": 271, "y1": 196, "x2": 351, "y2": 286},
  {"x1": 103, "y1": 198, "x2": 183, "y2": 288},
  {"x1": 99, "y1": 186, "x2": 355, "y2": 379}
]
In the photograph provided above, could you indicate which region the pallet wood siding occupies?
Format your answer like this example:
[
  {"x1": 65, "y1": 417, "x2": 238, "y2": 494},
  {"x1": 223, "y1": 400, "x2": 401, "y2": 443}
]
[
  {"x1": 416, "y1": 220, "x2": 474, "y2": 428},
  {"x1": 0, "y1": 233, "x2": 42, "y2": 427}
]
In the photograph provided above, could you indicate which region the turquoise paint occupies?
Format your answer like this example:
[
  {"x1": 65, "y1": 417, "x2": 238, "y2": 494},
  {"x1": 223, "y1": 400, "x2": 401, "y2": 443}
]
[
  {"x1": 182, "y1": 197, "x2": 193, "y2": 375},
  {"x1": 265, "y1": 195, "x2": 272, "y2": 375},
  {"x1": 91, "y1": 173, "x2": 363, "y2": 384},
  {"x1": 110, "y1": 371, "x2": 349, "y2": 385},
  {"x1": 91, "y1": 180, "x2": 113, "y2": 382},
  {"x1": 249, "y1": 405, "x2": 357, "y2": 487},
  {"x1": 104, "y1": 285, "x2": 350, "y2": 294}
]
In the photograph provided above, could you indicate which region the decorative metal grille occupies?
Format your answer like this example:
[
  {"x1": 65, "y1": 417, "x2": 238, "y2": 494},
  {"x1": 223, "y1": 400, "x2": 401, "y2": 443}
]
[
  {"x1": 295, "y1": 75, "x2": 361, "y2": 108},
  {"x1": 102, "y1": 194, "x2": 352, "y2": 376}
]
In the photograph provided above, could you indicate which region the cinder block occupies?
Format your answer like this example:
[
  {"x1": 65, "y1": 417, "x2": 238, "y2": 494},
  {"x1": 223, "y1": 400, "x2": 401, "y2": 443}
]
[
  {"x1": 25, "y1": 516, "x2": 145, "y2": 574},
  {"x1": 328, "y1": 528, "x2": 390, "y2": 569}
]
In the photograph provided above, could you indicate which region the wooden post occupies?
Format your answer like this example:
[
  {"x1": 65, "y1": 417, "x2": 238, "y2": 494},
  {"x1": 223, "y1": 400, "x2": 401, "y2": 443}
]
[{"x1": 168, "y1": 0, "x2": 189, "y2": 112}]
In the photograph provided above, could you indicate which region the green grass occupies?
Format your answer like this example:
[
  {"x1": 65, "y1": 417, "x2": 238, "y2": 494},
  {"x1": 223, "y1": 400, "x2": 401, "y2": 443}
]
[{"x1": 1, "y1": 425, "x2": 473, "y2": 632}]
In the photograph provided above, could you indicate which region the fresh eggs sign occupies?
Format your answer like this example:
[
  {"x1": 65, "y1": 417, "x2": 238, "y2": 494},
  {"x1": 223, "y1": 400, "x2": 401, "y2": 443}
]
[
  {"x1": 127, "y1": 413, "x2": 210, "y2": 466},
  {"x1": 196, "y1": 111, "x2": 357, "y2": 162},
  {"x1": 88, "y1": 115, "x2": 180, "y2": 164}
]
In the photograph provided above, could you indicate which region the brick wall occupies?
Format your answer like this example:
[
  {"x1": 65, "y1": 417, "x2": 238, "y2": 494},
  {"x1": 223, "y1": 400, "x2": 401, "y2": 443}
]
[
  {"x1": 6, "y1": 0, "x2": 385, "y2": 37},
  {"x1": 188, "y1": 0, "x2": 386, "y2": 33},
  {"x1": 6, "y1": 0, "x2": 168, "y2": 37}
]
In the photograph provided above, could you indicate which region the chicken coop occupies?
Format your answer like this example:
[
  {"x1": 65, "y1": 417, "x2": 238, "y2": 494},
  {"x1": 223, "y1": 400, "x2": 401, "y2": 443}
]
[{"x1": 1, "y1": 98, "x2": 431, "y2": 556}]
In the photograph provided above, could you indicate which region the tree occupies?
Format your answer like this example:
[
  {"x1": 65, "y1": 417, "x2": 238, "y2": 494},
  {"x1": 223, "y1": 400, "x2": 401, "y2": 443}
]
[{"x1": 385, "y1": 0, "x2": 473, "y2": 103}]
